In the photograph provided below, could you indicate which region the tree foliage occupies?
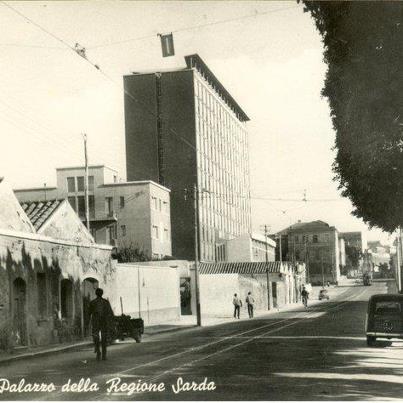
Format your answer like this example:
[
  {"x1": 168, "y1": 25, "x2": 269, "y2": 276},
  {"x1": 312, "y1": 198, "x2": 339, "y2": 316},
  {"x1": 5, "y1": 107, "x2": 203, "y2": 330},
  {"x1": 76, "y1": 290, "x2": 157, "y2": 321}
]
[
  {"x1": 302, "y1": 1, "x2": 403, "y2": 232},
  {"x1": 113, "y1": 243, "x2": 149, "y2": 263},
  {"x1": 345, "y1": 244, "x2": 360, "y2": 269}
]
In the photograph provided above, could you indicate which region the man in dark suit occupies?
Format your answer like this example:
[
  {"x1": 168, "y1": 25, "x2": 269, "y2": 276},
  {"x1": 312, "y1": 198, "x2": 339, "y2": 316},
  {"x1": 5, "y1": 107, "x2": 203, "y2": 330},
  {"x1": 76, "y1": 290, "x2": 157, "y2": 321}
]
[{"x1": 89, "y1": 288, "x2": 114, "y2": 361}]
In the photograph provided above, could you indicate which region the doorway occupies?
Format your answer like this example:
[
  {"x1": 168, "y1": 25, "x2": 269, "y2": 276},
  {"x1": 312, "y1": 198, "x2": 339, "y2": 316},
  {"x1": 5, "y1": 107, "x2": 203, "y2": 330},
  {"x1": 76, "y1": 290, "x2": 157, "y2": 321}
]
[
  {"x1": 13, "y1": 278, "x2": 27, "y2": 346},
  {"x1": 272, "y1": 282, "x2": 278, "y2": 308},
  {"x1": 82, "y1": 278, "x2": 99, "y2": 336},
  {"x1": 180, "y1": 277, "x2": 192, "y2": 315}
]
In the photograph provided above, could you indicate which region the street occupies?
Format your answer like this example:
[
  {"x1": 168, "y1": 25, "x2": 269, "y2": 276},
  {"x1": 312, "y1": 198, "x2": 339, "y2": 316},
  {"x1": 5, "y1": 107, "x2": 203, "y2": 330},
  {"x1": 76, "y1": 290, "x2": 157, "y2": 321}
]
[{"x1": 0, "y1": 280, "x2": 400, "y2": 401}]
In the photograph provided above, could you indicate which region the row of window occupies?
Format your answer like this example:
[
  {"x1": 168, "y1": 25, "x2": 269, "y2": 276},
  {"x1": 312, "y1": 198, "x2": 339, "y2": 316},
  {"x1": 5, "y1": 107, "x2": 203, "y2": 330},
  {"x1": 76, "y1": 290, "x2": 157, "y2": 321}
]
[
  {"x1": 68, "y1": 195, "x2": 95, "y2": 219},
  {"x1": 67, "y1": 176, "x2": 94, "y2": 193},
  {"x1": 151, "y1": 196, "x2": 169, "y2": 213},
  {"x1": 152, "y1": 225, "x2": 170, "y2": 241},
  {"x1": 293, "y1": 233, "x2": 331, "y2": 244}
]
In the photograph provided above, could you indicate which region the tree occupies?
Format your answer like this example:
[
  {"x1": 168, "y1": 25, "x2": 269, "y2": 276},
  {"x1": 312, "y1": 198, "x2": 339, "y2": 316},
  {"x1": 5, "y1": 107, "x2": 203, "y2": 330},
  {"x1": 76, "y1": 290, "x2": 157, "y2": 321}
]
[
  {"x1": 345, "y1": 245, "x2": 360, "y2": 270},
  {"x1": 301, "y1": 1, "x2": 403, "y2": 232},
  {"x1": 113, "y1": 243, "x2": 149, "y2": 263}
]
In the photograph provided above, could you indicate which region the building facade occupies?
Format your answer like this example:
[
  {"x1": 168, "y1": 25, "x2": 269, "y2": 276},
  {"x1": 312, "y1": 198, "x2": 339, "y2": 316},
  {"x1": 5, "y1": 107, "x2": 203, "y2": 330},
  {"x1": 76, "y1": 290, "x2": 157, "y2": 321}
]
[
  {"x1": 222, "y1": 233, "x2": 276, "y2": 262},
  {"x1": 0, "y1": 178, "x2": 113, "y2": 350},
  {"x1": 124, "y1": 54, "x2": 252, "y2": 261},
  {"x1": 14, "y1": 165, "x2": 172, "y2": 259},
  {"x1": 277, "y1": 220, "x2": 341, "y2": 285}
]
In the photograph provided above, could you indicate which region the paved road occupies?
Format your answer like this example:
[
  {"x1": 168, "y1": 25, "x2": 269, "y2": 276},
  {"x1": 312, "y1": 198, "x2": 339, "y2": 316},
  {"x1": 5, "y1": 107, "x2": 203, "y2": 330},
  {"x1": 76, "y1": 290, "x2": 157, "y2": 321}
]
[{"x1": 0, "y1": 280, "x2": 401, "y2": 401}]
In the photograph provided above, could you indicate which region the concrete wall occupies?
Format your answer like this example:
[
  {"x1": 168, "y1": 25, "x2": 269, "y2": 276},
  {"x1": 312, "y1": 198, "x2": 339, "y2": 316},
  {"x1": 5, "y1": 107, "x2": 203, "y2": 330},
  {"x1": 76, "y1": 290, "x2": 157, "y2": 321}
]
[
  {"x1": 112, "y1": 263, "x2": 180, "y2": 326},
  {"x1": 226, "y1": 234, "x2": 252, "y2": 261},
  {"x1": 199, "y1": 274, "x2": 240, "y2": 316}
]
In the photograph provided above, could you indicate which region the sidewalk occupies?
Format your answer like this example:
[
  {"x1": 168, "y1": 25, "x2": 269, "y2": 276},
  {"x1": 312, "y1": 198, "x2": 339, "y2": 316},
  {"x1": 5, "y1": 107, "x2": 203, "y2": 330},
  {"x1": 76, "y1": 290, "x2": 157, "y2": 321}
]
[
  {"x1": 0, "y1": 319, "x2": 198, "y2": 365},
  {"x1": 0, "y1": 285, "x2": 348, "y2": 365}
]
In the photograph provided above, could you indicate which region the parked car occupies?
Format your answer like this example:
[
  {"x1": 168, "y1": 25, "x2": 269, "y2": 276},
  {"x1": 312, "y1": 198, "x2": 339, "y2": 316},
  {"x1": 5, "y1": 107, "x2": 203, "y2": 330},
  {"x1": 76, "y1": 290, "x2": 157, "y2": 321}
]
[
  {"x1": 366, "y1": 294, "x2": 403, "y2": 346},
  {"x1": 318, "y1": 289, "x2": 330, "y2": 301}
]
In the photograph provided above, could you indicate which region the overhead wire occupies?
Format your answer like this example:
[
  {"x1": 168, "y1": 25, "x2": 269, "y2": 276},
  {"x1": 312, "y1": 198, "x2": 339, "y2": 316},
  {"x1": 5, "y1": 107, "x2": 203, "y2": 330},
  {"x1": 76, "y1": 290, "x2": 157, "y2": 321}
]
[
  {"x1": 1, "y1": 1, "x2": 341, "y2": 207},
  {"x1": 86, "y1": 4, "x2": 299, "y2": 50}
]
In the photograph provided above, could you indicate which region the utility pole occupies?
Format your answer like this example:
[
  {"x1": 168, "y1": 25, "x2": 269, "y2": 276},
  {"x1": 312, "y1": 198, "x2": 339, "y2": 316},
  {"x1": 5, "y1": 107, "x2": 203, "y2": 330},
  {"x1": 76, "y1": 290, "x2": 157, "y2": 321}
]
[
  {"x1": 279, "y1": 234, "x2": 282, "y2": 263},
  {"x1": 321, "y1": 255, "x2": 325, "y2": 288},
  {"x1": 262, "y1": 224, "x2": 271, "y2": 310},
  {"x1": 193, "y1": 184, "x2": 202, "y2": 326},
  {"x1": 304, "y1": 237, "x2": 310, "y2": 283},
  {"x1": 398, "y1": 227, "x2": 402, "y2": 293},
  {"x1": 44, "y1": 183, "x2": 47, "y2": 201},
  {"x1": 82, "y1": 134, "x2": 90, "y2": 231}
]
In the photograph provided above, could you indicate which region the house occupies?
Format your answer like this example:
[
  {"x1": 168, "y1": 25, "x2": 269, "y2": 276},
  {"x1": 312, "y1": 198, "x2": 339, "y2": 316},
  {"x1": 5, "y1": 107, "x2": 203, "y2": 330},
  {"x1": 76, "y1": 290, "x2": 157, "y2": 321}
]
[
  {"x1": 0, "y1": 178, "x2": 113, "y2": 350},
  {"x1": 14, "y1": 165, "x2": 172, "y2": 260},
  {"x1": 218, "y1": 232, "x2": 276, "y2": 262},
  {"x1": 276, "y1": 220, "x2": 341, "y2": 285}
]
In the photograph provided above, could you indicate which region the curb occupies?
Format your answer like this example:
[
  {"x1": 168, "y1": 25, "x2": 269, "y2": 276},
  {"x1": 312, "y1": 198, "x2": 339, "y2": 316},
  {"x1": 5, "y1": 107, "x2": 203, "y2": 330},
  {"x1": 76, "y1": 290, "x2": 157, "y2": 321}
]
[{"x1": 0, "y1": 325, "x2": 199, "y2": 365}]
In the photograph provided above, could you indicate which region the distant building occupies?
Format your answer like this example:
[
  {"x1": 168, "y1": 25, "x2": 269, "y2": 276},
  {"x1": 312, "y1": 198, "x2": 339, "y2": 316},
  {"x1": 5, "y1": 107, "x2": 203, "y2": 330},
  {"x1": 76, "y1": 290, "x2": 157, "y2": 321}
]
[
  {"x1": 340, "y1": 232, "x2": 366, "y2": 252},
  {"x1": 340, "y1": 231, "x2": 365, "y2": 275},
  {"x1": 276, "y1": 220, "x2": 341, "y2": 285},
  {"x1": 123, "y1": 54, "x2": 252, "y2": 261},
  {"x1": 14, "y1": 165, "x2": 172, "y2": 259},
  {"x1": 222, "y1": 233, "x2": 276, "y2": 262}
]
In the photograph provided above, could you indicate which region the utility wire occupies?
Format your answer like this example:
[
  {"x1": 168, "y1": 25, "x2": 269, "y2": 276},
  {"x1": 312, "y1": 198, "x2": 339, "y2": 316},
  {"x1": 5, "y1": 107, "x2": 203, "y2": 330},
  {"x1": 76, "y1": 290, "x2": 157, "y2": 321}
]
[{"x1": 87, "y1": 5, "x2": 298, "y2": 49}]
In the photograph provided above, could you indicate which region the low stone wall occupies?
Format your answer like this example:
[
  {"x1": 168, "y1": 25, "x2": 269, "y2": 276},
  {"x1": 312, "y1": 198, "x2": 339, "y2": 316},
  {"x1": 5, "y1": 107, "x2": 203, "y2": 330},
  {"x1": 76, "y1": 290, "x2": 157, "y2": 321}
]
[{"x1": 0, "y1": 229, "x2": 113, "y2": 351}]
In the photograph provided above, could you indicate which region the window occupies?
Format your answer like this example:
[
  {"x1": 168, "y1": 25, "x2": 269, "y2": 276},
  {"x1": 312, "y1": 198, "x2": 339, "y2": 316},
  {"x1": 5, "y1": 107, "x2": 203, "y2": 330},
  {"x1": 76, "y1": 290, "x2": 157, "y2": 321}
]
[
  {"x1": 324, "y1": 234, "x2": 330, "y2": 243},
  {"x1": 120, "y1": 196, "x2": 125, "y2": 209},
  {"x1": 67, "y1": 177, "x2": 75, "y2": 192},
  {"x1": 151, "y1": 196, "x2": 158, "y2": 210},
  {"x1": 159, "y1": 199, "x2": 162, "y2": 211},
  {"x1": 152, "y1": 225, "x2": 159, "y2": 239},
  {"x1": 77, "y1": 196, "x2": 85, "y2": 218},
  {"x1": 37, "y1": 273, "x2": 47, "y2": 317},
  {"x1": 113, "y1": 175, "x2": 117, "y2": 183},
  {"x1": 105, "y1": 197, "x2": 113, "y2": 216},
  {"x1": 294, "y1": 235, "x2": 299, "y2": 243},
  {"x1": 89, "y1": 195, "x2": 95, "y2": 218},
  {"x1": 88, "y1": 176, "x2": 94, "y2": 191},
  {"x1": 163, "y1": 201, "x2": 169, "y2": 213},
  {"x1": 77, "y1": 176, "x2": 84, "y2": 192},
  {"x1": 313, "y1": 235, "x2": 318, "y2": 243},
  {"x1": 68, "y1": 196, "x2": 77, "y2": 212},
  {"x1": 164, "y1": 228, "x2": 169, "y2": 241},
  {"x1": 121, "y1": 225, "x2": 126, "y2": 237}
]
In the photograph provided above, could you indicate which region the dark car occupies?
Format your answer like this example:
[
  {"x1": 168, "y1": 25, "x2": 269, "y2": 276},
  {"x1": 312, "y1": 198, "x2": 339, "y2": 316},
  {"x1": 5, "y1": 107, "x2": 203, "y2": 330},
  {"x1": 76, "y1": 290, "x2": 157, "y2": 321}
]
[
  {"x1": 319, "y1": 289, "x2": 330, "y2": 301},
  {"x1": 366, "y1": 294, "x2": 403, "y2": 346}
]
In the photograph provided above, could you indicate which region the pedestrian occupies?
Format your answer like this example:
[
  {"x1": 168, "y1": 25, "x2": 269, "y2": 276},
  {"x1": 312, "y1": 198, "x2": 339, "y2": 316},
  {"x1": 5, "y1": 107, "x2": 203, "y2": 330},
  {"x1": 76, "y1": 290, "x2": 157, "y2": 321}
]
[
  {"x1": 233, "y1": 293, "x2": 242, "y2": 319},
  {"x1": 301, "y1": 286, "x2": 309, "y2": 308},
  {"x1": 89, "y1": 288, "x2": 114, "y2": 361},
  {"x1": 246, "y1": 291, "x2": 255, "y2": 318}
]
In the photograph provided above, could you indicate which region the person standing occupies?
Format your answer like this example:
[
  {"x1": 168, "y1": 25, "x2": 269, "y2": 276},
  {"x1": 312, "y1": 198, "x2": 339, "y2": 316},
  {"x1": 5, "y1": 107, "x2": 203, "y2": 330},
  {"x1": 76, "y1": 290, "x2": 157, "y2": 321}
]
[
  {"x1": 233, "y1": 293, "x2": 242, "y2": 319},
  {"x1": 246, "y1": 291, "x2": 255, "y2": 318},
  {"x1": 89, "y1": 288, "x2": 114, "y2": 361}
]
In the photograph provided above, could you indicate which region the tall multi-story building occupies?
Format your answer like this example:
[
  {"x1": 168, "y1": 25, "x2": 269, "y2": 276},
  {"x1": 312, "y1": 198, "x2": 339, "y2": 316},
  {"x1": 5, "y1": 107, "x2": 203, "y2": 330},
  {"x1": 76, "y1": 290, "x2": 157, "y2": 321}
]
[
  {"x1": 14, "y1": 165, "x2": 172, "y2": 259},
  {"x1": 124, "y1": 54, "x2": 252, "y2": 261},
  {"x1": 276, "y1": 220, "x2": 341, "y2": 285}
]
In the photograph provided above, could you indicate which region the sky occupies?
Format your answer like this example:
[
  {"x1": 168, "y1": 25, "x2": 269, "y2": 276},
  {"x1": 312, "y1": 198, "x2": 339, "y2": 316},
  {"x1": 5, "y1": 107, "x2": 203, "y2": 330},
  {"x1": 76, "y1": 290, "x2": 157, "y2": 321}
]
[{"x1": 0, "y1": 1, "x2": 393, "y2": 245}]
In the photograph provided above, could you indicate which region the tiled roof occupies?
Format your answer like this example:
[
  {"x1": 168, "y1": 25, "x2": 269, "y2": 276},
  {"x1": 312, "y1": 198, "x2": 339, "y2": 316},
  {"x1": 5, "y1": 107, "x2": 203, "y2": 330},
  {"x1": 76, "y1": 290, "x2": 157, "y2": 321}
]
[
  {"x1": 20, "y1": 199, "x2": 64, "y2": 231},
  {"x1": 199, "y1": 261, "x2": 284, "y2": 275}
]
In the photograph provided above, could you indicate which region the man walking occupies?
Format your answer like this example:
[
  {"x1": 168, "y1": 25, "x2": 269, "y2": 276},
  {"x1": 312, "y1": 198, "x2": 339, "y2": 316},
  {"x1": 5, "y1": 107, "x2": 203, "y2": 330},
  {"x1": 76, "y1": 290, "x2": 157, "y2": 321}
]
[
  {"x1": 89, "y1": 288, "x2": 114, "y2": 361},
  {"x1": 246, "y1": 291, "x2": 255, "y2": 318},
  {"x1": 233, "y1": 293, "x2": 242, "y2": 319}
]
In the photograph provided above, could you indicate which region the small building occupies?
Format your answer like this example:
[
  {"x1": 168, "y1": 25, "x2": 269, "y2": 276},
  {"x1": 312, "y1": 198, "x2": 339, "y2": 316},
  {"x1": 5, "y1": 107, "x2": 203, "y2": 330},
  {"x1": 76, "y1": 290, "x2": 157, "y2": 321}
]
[
  {"x1": 277, "y1": 220, "x2": 341, "y2": 285},
  {"x1": 14, "y1": 165, "x2": 172, "y2": 260},
  {"x1": 219, "y1": 233, "x2": 276, "y2": 262},
  {"x1": 0, "y1": 178, "x2": 113, "y2": 350}
]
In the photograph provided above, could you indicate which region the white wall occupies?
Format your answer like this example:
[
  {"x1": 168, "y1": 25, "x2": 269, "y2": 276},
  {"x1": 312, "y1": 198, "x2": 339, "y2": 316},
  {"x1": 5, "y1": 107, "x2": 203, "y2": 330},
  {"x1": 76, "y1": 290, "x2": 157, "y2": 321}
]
[{"x1": 112, "y1": 264, "x2": 181, "y2": 326}]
